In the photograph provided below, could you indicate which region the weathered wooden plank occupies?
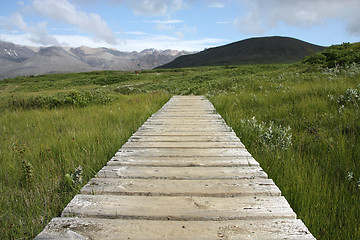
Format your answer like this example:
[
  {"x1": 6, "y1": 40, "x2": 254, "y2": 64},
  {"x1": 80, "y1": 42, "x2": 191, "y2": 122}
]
[
  {"x1": 107, "y1": 156, "x2": 260, "y2": 167},
  {"x1": 128, "y1": 135, "x2": 241, "y2": 142},
  {"x1": 149, "y1": 115, "x2": 222, "y2": 119},
  {"x1": 162, "y1": 106, "x2": 212, "y2": 109},
  {"x1": 137, "y1": 126, "x2": 233, "y2": 132},
  {"x1": 147, "y1": 117, "x2": 224, "y2": 121},
  {"x1": 157, "y1": 110, "x2": 215, "y2": 113},
  {"x1": 114, "y1": 148, "x2": 252, "y2": 157},
  {"x1": 151, "y1": 110, "x2": 219, "y2": 113},
  {"x1": 143, "y1": 120, "x2": 226, "y2": 123},
  {"x1": 80, "y1": 178, "x2": 281, "y2": 197},
  {"x1": 122, "y1": 141, "x2": 245, "y2": 148},
  {"x1": 144, "y1": 120, "x2": 226, "y2": 125},
  {"x1": 61, "y1": 195, "x2": 296, "y2": 220},
  {"x1": 132, "y1": 131, "x2": 238, "y2": 136},
  {"x1": 140, "y1": 121, "x2": 228, "y2": 126},
  {"x1": 157, "y1": 107, "x2": 215, "y2": 111},
  {"x1": 35, "y1": 218, "x2": 315, "y2": 240},
  {"x1": 96, "y1": 166, "x2": 267, "y2": 179}
]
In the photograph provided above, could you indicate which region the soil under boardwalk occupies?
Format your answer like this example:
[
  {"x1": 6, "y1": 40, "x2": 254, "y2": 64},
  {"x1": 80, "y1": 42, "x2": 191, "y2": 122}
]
[{"x1": 35, "y1": 96, "x2": 315, "y2": 240}]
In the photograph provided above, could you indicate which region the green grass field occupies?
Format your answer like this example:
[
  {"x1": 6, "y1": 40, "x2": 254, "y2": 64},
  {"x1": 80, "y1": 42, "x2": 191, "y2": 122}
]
[
  {"x1": 1, "y1": 45, "x2": 360, "y2": 239},
  {"x1": 0, "y1": 86, "x2": 170, "y2": 239}
]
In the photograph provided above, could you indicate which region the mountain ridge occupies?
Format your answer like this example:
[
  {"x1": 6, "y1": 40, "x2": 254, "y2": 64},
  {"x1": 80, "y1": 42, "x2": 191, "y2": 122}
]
[
  {"x1": 157, "y1": 36, "x2": 326, "y2": 69},
  {"x1": 0, "y1": 41, "x2": 192, "y2": 79}
]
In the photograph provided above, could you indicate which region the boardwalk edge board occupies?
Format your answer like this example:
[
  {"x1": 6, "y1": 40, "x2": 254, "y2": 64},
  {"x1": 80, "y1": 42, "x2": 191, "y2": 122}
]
[{"x1": 35, "y1": 96, "x2": 315, "y2": 240}]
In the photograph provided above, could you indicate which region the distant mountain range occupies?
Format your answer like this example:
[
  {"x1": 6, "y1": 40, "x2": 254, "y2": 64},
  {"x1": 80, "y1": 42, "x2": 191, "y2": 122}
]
[
  {"x1": 158, "y1": 36, "x2": 326, "y2": 69},
  {"x1": 0, "y1": 40, "x2": 192, "y2": 79},
  {"x1": 1, "y1": 37, "x2": 327, "y2": 79}
]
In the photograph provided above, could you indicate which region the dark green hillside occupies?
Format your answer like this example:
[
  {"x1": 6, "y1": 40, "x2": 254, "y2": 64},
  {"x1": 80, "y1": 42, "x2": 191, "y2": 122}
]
[{"x1": 158, "y1": 36, "x2": 325, "y2": 69}]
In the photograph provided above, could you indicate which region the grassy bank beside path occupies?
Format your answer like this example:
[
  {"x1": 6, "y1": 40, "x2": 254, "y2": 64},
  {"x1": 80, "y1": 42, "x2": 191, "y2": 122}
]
[{"x1": 0, "y1": 92, "x2": 170, "y2": 239}]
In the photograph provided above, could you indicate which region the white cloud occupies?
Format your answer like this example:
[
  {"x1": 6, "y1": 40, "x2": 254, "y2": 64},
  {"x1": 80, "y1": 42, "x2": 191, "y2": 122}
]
[
  {"x1": 0, "y1": 33, "x2": 49, "y2": 47},
  {"x1": 32, "y1": 0, "x2": 117, "y2": 44},
  {"x1": 175, "y1": 31, "x2": 184, "y2": 39},
  {"x1": 234, "y1": 0, "x2": 360, "y2": 36},
  {"x1": 208, "y1": 2, "x2": 225, "y2": 8},
  {"x1": 166, "y1": 24, "x2": 197, "y2": 40},
  {"x1": 144, "y1": 19, "x2": 184, "y2": 24},
  {"x1": 55, "y1": 34, "x2": 117, "y2": 47},
  {"x1": 234, "y1": 11, "x2": 265, "y2": 35},
  {"x1": 143, "y1": 19, "x2": 184, "y2": 31},
  {"x1": 50, "y1": 27, "x2": 74, "y2": 31},
  {"x1": 73, "y1": 0, "x2": 189, "y2": 16},
  {"x1": 129, "y1": 0, "x2": 167, "y2": 16},
  {"x1": 346, "y1": 20, "x2": 360, "y2": 36},
  {"x1": 0, "y1": 13, "x2": 59, "y2": 45},
  {"x1": 182, "y1": 24, "x2": 197, "y2": 35},
  {"x1": 156, "y1": 23, "x2": 175, "y2": 31},
  {"x1": 123, "y1": 31, "x2": 146, "y2": 35},
  {"x1": 61, "y1": 34, "x2": 226, "y2": 52},
  {"x1": 122, "y1": 35, "x2": 227, "y2": 51},
  {"x1": 128, "y1": 0, "x2": 188, "y2": 16},
  {"x1": 0, "y1": 32, "x2": 227, "y2": 52}
]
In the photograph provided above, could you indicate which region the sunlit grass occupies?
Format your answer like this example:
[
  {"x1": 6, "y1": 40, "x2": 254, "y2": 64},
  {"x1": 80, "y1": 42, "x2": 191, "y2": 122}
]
[
  {"x1": 0, "y1": 92, "x2": 170, "y2": 239},
  {"x1": 209, "y1": 71, "x2": 360, "y2": 239}
]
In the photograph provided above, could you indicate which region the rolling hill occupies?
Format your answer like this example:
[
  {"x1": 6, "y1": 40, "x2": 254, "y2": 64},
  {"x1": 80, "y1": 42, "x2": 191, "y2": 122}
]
[{"x1": 157, "y1": 36, "x2": 326, "y2": 69}]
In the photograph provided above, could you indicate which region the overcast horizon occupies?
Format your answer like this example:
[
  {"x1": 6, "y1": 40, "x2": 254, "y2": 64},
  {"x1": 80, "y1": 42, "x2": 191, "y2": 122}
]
[{"x1": 1, "y1": 0, "x2": 359, "y2": 52}]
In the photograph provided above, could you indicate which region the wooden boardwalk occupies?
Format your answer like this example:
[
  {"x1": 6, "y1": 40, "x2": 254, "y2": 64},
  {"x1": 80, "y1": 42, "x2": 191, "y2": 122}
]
[{"x1": 35, "y1": 96, "x2": 315, "y2": 239}]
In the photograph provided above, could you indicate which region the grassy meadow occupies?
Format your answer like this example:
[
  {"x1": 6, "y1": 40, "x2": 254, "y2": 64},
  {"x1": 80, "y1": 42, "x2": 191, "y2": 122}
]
[
  {"x1": 1, "y1": 43, "x2": 360, "y2": 239},
  {"x1": 0, "y1": 78, "x2": 171, "y2": 239}
]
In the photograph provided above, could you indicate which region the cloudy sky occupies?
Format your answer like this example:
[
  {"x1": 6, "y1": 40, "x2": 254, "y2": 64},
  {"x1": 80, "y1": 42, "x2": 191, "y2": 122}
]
[{"x1": 0, "y1": 0, "x2": 359, "y2": 51}]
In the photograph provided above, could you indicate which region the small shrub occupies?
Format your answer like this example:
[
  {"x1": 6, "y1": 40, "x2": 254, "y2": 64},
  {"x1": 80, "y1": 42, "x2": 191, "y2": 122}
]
[
  {"x1": 240, "y1": 117, "x2": 292, "y2": 150},
  {"x1": 20, "y1": 160, "x2": 34, "y2": 187},
  {"x1": 336, "y1": 85, "x2": 360, "y2": 108},
  {"x1": 347, "y1": 172, "x2": 360, "y2": 190},
  {"x1": 63, "y1": 165, "x2": 83, "y2": 192},
  {"x1": 114, "y1": 86, "x2": 139, "y2": 95},
  {"x1": 7, "y1": 89, "x2": 116, "y2": 110},
  {"x1": 304, "y1": 42, "x2": 360, "y2": 68},
  {"x1": 92, "y1": 73, "x2": 133, "y2": 85}
]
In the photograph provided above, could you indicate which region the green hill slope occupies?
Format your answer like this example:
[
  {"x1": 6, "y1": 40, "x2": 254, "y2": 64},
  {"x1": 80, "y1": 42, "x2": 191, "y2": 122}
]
[
  {"x1": 304, "y1": 42, "x2": 360, "y2": 67},
  {"x1": 158, "y1": 36, "x2": 325, "y2": 68}
]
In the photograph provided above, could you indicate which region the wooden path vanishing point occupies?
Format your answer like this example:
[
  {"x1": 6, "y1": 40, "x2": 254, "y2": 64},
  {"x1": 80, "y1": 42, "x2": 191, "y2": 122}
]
[{"x1": 35, "y1": 96, "x2": 315, "y2": 240}]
